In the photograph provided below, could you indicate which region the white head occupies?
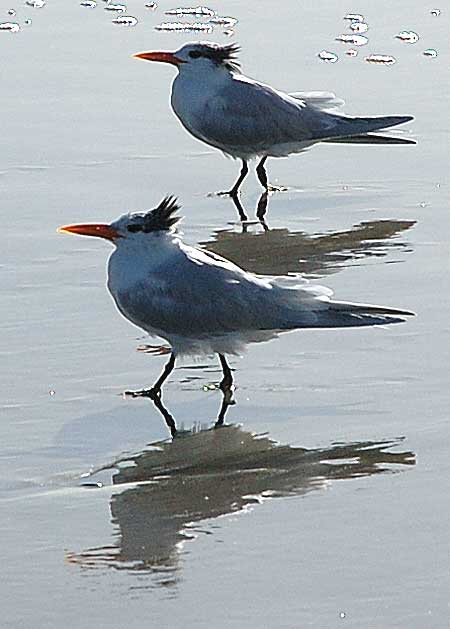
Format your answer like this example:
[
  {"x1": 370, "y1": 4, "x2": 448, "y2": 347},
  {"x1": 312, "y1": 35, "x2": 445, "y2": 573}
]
[
  {"x1": 58, "y1": 197, "x2": 182, "y2": 248},
  {"x1": 133, "y1": 41, "x2": 240, "y2": 77}
]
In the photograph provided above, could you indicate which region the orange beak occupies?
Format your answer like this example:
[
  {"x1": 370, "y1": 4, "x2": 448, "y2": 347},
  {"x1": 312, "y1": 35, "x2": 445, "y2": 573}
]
[
  {"x1": 57, "y1": 223, "x2": 120, "y2": 241},
  {"x1": 133, "y1": 51, "x2": 185, "y2": 66}
]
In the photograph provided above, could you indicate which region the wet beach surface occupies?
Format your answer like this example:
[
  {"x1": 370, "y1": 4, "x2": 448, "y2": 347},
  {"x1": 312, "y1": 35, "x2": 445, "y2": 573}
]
[{"x1": 1, "y1": 1, "x2": 449, "y2": 627}]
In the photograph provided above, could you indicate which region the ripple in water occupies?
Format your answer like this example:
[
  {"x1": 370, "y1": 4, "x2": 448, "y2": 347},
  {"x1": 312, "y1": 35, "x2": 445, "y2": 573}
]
[
  {"x1": 395, "y1": 30, "x2": 419, "y2": 43},
  {"x1": 0, "y1": 21, "x2": 20, "y2": 32},
  {"x1": 365, "y1": 54, "x2": 396, "y2": 65},
  {"x1": 112, "y1": 14, "x2": 137, "y2": 25},
  {"x1": 336, "y1": 34, "x2": 368, "y2": 46},
  {"x1": 317, "y1": 50, "x2": 338, "y2": 63}
]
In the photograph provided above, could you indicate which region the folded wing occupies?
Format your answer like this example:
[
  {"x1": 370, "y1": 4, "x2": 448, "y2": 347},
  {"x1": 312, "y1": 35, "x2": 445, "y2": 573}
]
[{"x1": 114, "y1": 244, "x2": 413, "y2": 339}]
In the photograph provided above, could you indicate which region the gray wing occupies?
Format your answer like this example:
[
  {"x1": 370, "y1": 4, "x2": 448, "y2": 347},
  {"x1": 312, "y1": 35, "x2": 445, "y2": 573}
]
[
  {"x1": 193, "y1": 76, "x2": 332, "y2": 150},
  {"x1": 193, "y1": 77, "x2": 412, "y2": 150},
  {"x1": 114, "y1": 245, "x2": 332, "y2": 338},
  {"x1": 114, "y1": 245, "x2": 411, "y2": 340}
]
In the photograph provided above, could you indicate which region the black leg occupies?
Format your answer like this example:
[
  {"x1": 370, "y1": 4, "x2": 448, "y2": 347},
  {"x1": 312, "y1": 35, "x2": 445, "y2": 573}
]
[
  {"x1": 215, "y1": 354, "x2": 235, "y2": 427},
  {"x1": 217, "y1": 160, "x2": 249, "y2": 197},
  {"x1": 256, "y1": 156, "x2": 285, "y2": 192},
  {"x1": 124, "y1": 353, "x2": 176, "y2": 399},
  {"x1": 256, "y1": 156, "x2": 269, "y2": 190},
  {"x1": 218, "y1": 354, "x2": 232, "y2": 386},
  {"x1": 153, "y1": 353, "x2": 176, "y2": 392}
]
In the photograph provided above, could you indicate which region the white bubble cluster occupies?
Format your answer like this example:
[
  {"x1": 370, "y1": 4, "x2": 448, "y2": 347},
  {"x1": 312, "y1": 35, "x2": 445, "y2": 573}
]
[
  {"x1": 350, "y1": 22, "x2": 368, "y2": 33},
  {"x1": 365, "y1": 54, "x2": 396, "y2": 65},
  {"x1": 318, "y1": 50, "x2": 338, "y2": 63},
  {"x1": 155, "y1": 21, "x2": 213, "y2": 32},
  {"x1": 343, "y1": 13, "x2": 364, "y2": 22},
  {"x1": 336, "y1": 34, "x2": 368, "y2": 46},
  {"x1": 165, "y1": 6, "x2": 215, "y2": 16},
  {"x1": 0, "y1": 21, "x2": 20, "y2": 31},
  {"x1": 395, "y1": 30, "x2": 419, "y2": 43},
  {"x1": 112, "y1": 14, "x2": 137, "y2": 25}
]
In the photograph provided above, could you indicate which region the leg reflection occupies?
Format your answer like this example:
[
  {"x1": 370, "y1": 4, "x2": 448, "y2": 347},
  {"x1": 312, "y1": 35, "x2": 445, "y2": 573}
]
[
  {"x1": 256, "y1": 191, "x2": 270, "y2": 229},
  {"x1": 229, "y1": 192, "x2": 249, "y2": 222},
  {"x1": 229, "y1": 191, "x2": 270, "y2": 228},
  {"x1": 148, "y1": 392, "x2": 178, "y2": 439},
  {"x1": 216, "y1": 354, "x2": 235, "y2": 428},
  {"x1": 141, "y1": 356, "x2": 236, "y2": 437}
]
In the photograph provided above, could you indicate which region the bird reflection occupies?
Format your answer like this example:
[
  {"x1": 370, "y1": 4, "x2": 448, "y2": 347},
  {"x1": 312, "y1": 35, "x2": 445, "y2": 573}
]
[
  {"x1": 70, "y1": 422, "x2": 415, "y2": 589},
  {"x1": 202, "y1": 206, "x2": 415, "y2": 276}
]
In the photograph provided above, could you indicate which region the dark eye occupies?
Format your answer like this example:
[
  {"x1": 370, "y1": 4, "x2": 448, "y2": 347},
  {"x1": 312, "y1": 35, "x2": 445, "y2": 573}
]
[
  {"x1": 127, "y1": 224, "x2": 141, "y2": 233},
  {"x1": 189, "y1": 50, "x2": 202, "y2": 59}
]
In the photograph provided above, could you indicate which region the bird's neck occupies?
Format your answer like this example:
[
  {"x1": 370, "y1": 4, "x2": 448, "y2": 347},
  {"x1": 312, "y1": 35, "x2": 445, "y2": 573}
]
[
  {"x1": 172, "y1": 66, "x2": 233, "y2": 111},
  {"x1": 107, "y1": 232, "x2": 181, "y2": 296}
]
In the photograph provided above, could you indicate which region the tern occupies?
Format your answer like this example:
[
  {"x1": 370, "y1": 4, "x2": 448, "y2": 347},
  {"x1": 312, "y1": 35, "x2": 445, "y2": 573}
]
[
  {"x1": 59, "y1": 196, "x2": 413, "y2": 433},
  {"x1": 133, "y1": 42, "x2": 415, "y2": 197}
]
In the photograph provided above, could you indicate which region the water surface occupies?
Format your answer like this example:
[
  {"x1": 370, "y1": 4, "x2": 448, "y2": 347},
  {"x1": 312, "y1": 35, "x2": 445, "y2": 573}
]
[{"x1": 2, "y1": 1, "x2": 449, "y2": 627}]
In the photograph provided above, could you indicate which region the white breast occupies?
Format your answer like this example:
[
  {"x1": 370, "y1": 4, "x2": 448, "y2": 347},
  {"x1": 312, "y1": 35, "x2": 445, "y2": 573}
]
[{"x1": 170, "y1": 68, "x2": 238, "y2": 154}]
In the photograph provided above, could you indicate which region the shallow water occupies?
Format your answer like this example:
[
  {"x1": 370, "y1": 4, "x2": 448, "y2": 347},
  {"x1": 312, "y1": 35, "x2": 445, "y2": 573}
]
[{"x1": 2, "y1": 1, "x2": 449, "y2": 627}]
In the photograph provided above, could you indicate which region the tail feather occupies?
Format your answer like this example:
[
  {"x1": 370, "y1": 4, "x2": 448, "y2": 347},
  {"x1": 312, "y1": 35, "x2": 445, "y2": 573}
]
[
  {"x1": 330, "y1": 300, "x2": 415, "y2": 318},
  {"x1": 317, "y1": 300, "x2": 415, "y2": 327},
  {"x1": 360, "y1": 114, "x2": 413, "y2": 128},
  {"x1": 320, "y1": 113, "x2": 414, "y2": 141},
  {"x1": 346, "y1": 114, "x2": 413, "y2": 132},
  {"x1": 277, "y1": 300, "x2": 414, "y2": 330},
  {"x1": 324, "y1": 133, "x2": 416, "y2": 145}
]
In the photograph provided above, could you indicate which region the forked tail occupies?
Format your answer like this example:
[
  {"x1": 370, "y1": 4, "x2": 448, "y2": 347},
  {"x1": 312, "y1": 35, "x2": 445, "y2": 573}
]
[
  {"x1": 319, "y1": 300, "x2": 415, "y2": 327},
  {"x1": 321, "y1": 113, "x2": 414, "y2": 142},
  {"x1": 325, "y1": 133, "x2": 415, "y2": 145}
]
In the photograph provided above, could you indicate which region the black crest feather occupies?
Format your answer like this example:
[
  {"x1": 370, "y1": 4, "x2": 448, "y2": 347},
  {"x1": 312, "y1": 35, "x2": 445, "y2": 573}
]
[
  {"x1": 199, "y1": 43, "x2": 240, "y2": 71},
  {"x1": 127, "y1": 196, "x2": 182, "y2": 234}
]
